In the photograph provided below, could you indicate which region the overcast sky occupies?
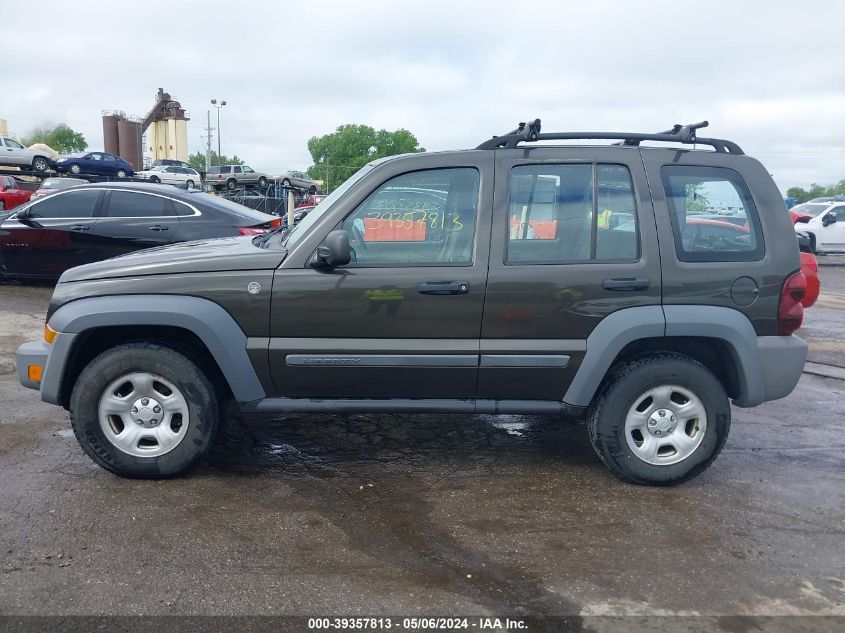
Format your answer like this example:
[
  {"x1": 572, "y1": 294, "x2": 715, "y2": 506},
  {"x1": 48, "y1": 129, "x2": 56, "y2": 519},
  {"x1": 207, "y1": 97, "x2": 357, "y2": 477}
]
[{"x1": 4, "y1": 0, "x2": 845, "y2": 192}]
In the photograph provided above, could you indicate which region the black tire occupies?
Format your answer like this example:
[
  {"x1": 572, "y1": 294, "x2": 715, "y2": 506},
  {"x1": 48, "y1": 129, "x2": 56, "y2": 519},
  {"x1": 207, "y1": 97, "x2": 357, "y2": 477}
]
[
  {"x1": 69, "y1": 342, "x2": 221, "y2": 479},
  {"x1": 149, "y1": 176, "x2": 160, "y2": 183},
  {"x1": 308, "y1": 185, "x2": 317, "y2": 194},
  {"x1": 186, "y1": 179, "x2": 195, "y2": 189},
  {"x1": 588, "y1": 352, "x2": 730, "y2": 486},
  {"x1": 281, "y1": 178, "x2": 291, "y2": 188},
  {"x1": 68, "y1": 163, "x2": 81, "y2": 175},
  {"x1": 116, "y1": 169, "x2": 127, "y2": 178},
  {"x1": 1, "y1": 200, "x2": 5, "y2": 211},
  {"x1": 32, "y1": 156, "x2": 49, "y2": 172},
  {"x1": 227, "y1": 178, "x2": 237, "y2": 190},
  {"x1": 258, "y1": 176, "x2": 268, "y2": 188}
]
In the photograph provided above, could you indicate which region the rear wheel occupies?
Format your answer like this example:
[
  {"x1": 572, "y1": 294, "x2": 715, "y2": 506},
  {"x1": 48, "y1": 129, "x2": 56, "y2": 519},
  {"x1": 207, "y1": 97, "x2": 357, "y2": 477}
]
[
  {"x1": 588, "y1": 352, "x2": 730, "y2": 486},
  {"x1": 69, "y1": 342, "x2": 221, "y2": 478},
  {"x1": 281, "y1": 178, "x2": 291, "y2": 188},
  {"x1": 308, "y1": 185, "x2": 317, "y2": 194},
  {"x1": 186, "y1": 179, "x2": 195, "y2": 189},
  {"x1": 227, "y1": 178, "x2": 237, "y2": 190},
  {"x1": 32, "y1": 156, "x2": 49, "y2": 172}
]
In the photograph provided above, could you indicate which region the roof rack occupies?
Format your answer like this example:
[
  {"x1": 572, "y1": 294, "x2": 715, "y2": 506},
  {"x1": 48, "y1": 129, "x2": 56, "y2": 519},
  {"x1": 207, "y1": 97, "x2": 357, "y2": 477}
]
[{"x1": 476, "y1": 119, "x2": 744, "y2": 155}]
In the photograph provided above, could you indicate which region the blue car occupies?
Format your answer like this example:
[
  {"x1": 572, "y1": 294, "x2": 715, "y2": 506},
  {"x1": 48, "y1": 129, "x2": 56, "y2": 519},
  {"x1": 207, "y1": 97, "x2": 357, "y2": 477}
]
[{"x1": 55, "y1": 152, "x2": 134, "y2": 178}]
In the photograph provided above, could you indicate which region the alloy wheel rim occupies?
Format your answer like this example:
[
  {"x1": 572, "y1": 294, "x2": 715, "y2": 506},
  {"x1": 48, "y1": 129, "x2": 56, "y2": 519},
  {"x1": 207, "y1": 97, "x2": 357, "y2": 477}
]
[
  {"x1": 624, "y1": 384, "x2": 707, "y2": 466},
  {"x1": 97, "y1": 372, "x2": 190, "y2": 458}
]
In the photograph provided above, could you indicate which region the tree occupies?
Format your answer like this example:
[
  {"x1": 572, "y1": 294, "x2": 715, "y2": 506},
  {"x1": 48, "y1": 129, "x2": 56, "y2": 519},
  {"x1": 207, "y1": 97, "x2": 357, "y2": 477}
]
[
  {"x1": 786, "y1": 180, "x2": 845, "y2": 203},
  {"x1": 187, "y1": 151, "x2": 245, "y2": 171},
  {"x1": 23, "y1": 124, "x2": 87, "y2": 154},
  {"x1": 306, "y1": 125, "x2": 425, "y2": 192}
]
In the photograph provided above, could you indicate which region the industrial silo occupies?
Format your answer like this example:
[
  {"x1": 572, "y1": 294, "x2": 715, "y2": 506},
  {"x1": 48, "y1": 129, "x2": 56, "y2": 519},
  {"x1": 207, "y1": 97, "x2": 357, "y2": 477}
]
[
  {"x1": 102, "y1": 113, "x2": 120, "y2": 156},
  {"x1": 117, "y1": 118, "x2": 143, "y2": 169}
]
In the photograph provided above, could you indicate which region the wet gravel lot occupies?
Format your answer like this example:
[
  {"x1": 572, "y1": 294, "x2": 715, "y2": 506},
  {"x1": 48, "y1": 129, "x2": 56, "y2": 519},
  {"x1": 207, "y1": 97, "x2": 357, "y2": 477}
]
[{"x1": 0, "y1": 271, "x2": 843, "y2": 628}]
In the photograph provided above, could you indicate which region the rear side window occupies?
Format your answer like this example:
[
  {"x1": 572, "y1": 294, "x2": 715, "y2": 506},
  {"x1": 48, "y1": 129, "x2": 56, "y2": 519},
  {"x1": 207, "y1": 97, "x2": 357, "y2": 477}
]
[
  {"x1": 506, "y1": 163, "x2": 639, "y2": 264},
  {"x1": 28, "y1": 190, "x2": 101, "y2": 218},
  {"x1": 661, "y1": 166, "x2": 763, "y2": 262},
  {"x1": 105, "y1": 191, "x2": 175, "y2": 217}
]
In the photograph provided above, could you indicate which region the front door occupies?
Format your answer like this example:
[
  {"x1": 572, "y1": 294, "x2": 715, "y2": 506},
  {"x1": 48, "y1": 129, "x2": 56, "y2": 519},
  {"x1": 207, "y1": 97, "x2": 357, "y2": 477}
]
[
  {"x1": 0, "y1": 188, "x2": 103, "y2": 278},
  {"x1": 269, "y1": 161, "x2": 493, "y2": 399},
  {"x1": 818, "y1": 204, "x2": 845, "y2": 251},
  {"x1": 479, "y1": 147, "x2": 662, "y2": 401}
]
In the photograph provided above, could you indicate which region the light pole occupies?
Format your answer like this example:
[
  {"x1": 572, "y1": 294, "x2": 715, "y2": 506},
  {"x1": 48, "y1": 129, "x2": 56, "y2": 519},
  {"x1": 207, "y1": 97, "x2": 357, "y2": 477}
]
[{"x1": 210, "y1": 99, "x2": 226, "y2": 160}]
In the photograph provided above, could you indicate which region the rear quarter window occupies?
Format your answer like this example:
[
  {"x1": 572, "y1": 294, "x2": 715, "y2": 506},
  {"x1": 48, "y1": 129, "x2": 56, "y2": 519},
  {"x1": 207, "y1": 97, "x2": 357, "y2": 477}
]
[{"x1": 661, "y1": 165, "x2": 764, "y2": 262}]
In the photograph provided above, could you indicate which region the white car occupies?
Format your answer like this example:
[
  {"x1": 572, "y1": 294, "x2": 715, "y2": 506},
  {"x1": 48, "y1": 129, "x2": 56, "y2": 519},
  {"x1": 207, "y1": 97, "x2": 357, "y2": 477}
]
[
  {"x1": 0, "y1": 137, "x2": 53, "y2": 172},
  {"x1": 136, "y1": 165, "x2": 201, "y2": 189},
  {"x1": 793, "y1": 200, "x2": 845, "y2": 253}
]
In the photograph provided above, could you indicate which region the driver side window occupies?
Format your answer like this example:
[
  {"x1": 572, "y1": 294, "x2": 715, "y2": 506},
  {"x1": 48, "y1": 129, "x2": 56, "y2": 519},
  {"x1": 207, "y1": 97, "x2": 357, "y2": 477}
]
[{"x1": 340, "y1": 168, "x2": 480, "y2": 266}]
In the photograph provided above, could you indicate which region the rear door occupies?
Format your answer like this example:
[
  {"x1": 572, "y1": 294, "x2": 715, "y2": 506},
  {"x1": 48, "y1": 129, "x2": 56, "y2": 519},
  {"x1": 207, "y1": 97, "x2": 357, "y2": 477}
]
[
  {"x1": 0, "y1": 188, "x2": 103, "y2": 277},
  {"x1": 90, "y1": 189, "x2": 181, "y2": 260},
  {"x1": 479, "y1": 147, "x2": 661, "y2": 401},
  {"x1": 269, "y1": 157, "x2": 494, "y2": 399}
]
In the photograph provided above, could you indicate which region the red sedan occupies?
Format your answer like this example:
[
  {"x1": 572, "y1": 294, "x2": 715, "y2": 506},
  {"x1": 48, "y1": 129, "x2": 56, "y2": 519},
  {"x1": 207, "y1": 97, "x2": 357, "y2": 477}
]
[{"x1": 0, "y1": 176, "x2": 33, "y2": 211}]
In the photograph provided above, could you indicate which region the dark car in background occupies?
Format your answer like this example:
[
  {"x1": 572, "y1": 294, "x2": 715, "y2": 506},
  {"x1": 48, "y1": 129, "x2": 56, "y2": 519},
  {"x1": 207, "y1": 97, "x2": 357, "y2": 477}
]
[
  {"x1": 0, "y1": 182, "x2": 280, "y2": 280},
  {"x1": 30, "y1": 177, "x2": 89, "y2": 200},
  {"x1": 55, "y1": 152, "x2": 135, "y2": 178}
]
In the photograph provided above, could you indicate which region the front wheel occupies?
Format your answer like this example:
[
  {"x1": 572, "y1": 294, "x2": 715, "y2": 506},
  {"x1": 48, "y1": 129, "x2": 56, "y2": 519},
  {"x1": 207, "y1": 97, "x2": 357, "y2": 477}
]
[
  {"x1": 588, "y1": 352, "x2": 730, "y2": 486},
  {"x1": 116, "y1": 169, "x2": 127, "y2": 178},
  {"x1": 69, "y1": 163, "x2": 81, "y2": 175},
  {"x1": 308, "y1": 185, "x2": 317, "y2": 194},
  {"x1": 32, "y1": 156, "x2": 49, "y2": 172},
  {"x1": 69, "y1": 342, "x2": 221, "y2": 478},
  {"x1": 149, "y1": 176, "x2": 160, "y2": 183},
  {"x1": 281, "y1": 178, "x2": 291, "y2": 188},
  {"x1": 257, "y1": 176, "x2": 268, "y2": 188}
]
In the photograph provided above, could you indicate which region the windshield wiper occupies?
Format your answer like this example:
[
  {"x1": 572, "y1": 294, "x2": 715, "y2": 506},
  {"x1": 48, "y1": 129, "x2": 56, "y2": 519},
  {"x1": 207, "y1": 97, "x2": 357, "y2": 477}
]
[{"x1": 256, "y1": 223, "x2": 292, "y2": 248}]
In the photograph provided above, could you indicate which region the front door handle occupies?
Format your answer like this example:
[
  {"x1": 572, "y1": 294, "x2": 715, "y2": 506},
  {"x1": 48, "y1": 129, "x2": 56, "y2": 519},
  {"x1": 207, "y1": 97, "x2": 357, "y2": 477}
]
[
  {"x1": 148, "y1": 224, "x2": 168, "y2": 231},
  {"x1": 602, "y1": 276, "x2": 649, "y2": 291},
  {"x1": 69, "y1": 224, "x2": 90, "y2": 231},
  {"x1": 417, "y1": 280, "x2": 471, "y2": 295}
]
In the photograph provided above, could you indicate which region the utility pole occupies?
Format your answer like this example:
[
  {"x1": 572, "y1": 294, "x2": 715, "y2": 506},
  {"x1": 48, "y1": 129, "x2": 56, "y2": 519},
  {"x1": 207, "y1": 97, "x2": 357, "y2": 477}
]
[
  {"x1": 325, "y1": 150, "x2": 330, "y2": 194},
  {"x1": 204, "y1": 110, "x2": 214, "y2": 172},
  {"x1": 211, "y1": 99, "x2": 226, "y2": 158}
]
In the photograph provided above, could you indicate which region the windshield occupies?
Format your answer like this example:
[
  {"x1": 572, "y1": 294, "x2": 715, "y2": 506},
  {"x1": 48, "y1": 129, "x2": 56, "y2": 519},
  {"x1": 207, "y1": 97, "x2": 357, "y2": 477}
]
[
  {"x1": 282, "y1": 162, "x2": 379, "y2": 248},
  {"x1": 792, "y1": 203, "x2": 829, "y2": 217}
]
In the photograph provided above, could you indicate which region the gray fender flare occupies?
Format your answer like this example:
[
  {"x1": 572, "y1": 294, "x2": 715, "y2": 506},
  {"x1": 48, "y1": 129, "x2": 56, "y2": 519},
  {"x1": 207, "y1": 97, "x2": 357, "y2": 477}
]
[
  {"x1": 562, "y1": 304, "x2": 769, "y2": 409},
  {"x1": 44, "y1": 295, "x2": 266, "y2": 405},
  {"x1": 563, "y1": 306, "x2": 665, "y2": 407}
]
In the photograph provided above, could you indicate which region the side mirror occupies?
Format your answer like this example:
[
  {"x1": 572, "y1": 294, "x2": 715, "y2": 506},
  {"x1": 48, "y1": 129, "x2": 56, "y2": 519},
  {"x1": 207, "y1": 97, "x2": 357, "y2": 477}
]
[
  {"x1": 822, "y1": 211, "x2": 837, "y2": 227},
  {"x1": 313, "y1": 230, "x2": 351, "y2": 268}
]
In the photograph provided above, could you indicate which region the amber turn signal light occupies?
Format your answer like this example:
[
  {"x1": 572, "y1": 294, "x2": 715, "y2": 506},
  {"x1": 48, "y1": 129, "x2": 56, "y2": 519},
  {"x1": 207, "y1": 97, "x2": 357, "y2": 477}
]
[
  {"x1": 44, "y1": 324, "x2": 58, "y2": 344},
  {"x1": 28, "y1": 365, "x2": 43, "y2": 383}
]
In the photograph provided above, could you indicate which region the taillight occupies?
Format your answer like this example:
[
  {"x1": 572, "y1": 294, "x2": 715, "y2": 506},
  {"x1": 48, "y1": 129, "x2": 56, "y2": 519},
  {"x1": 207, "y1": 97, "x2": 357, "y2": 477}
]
[
  {"x1": 778, "y1": 271, "x2": 807, "y2": 335},
  {"x1": 267, "y1": 218, "x2": 281, "y2": 228},
  {"x1": 238, "y1": 227, "x2": 266, "y2": 236}
]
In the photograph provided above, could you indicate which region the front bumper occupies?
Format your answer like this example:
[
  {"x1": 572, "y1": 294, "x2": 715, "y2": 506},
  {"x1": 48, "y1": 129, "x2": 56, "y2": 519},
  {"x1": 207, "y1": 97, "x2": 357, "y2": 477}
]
[{"x1": 16, "y1": 340, "x2": 50, "y2": 391}]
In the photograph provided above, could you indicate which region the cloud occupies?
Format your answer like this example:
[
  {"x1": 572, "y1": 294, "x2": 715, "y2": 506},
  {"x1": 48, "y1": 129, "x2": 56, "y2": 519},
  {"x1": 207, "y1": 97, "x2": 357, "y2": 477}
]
[{"x1": 3, "y1": 0, "x2": 844, "y2": 190}]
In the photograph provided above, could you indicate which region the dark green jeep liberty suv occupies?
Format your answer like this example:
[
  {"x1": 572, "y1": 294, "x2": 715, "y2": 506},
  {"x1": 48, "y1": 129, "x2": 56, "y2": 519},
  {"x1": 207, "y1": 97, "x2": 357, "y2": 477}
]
[{"x1": 16, "y1": 120, "x2": 808, "y2": 485}]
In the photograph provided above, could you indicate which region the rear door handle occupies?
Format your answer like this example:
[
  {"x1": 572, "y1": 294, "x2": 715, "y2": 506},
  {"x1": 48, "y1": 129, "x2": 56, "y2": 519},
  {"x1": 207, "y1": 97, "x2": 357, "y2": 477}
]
[
  {"x1": 148, "y1": 224, "x2": 168, "y2": 231},
  {"x1": 417, "y1": 281, "x2": 471, "y2": 295},
  {"x1": 602, "y1": 276, "x2": 649, "y2": 291},
  {"x1": 69, "y1": 225, "x2": 90, "y2": 231}
]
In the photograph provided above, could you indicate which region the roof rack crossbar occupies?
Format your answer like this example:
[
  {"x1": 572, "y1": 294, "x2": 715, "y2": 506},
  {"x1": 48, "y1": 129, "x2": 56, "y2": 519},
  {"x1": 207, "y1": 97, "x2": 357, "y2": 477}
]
[{"x1": 477, "y1": 120, "x2": 744, "y2": 155}]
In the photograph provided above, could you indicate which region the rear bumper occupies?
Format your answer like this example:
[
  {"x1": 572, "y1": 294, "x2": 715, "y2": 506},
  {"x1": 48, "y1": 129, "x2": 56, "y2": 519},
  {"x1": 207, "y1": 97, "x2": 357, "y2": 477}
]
[{"x1": 756, "y1": 335, "x2": 807, "y2": 403}]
